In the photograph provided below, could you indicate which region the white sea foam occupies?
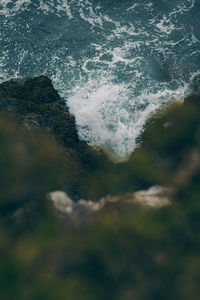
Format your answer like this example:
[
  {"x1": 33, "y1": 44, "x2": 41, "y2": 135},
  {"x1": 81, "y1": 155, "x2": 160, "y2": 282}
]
[
  {"x1": 127, "y1": 3, "x2": 140, "y2": 12},
  {"x1": 1, "y1": 0, "x2": 199, "y2": 156},
  {"x1": 155, "y1": 15, "x2": 175, "y2": 35},
  {"x1": 53, "y1": 0, "x2": 199, "y2": 155},
  {"x1": 169, "y1": 0, "x2": 195, "y2": 16},
  {"x1": 67, "y1": 69, "x2": 194, "y2": 155},
  {"x1": 0, "y1": 0, "x2": 72, "y2": 18}
]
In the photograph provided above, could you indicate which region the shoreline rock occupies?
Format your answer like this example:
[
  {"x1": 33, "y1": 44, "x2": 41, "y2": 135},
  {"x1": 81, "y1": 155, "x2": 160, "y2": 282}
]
[{"x1": 0, "y1": 75, "x2": 85, "y2": 151}]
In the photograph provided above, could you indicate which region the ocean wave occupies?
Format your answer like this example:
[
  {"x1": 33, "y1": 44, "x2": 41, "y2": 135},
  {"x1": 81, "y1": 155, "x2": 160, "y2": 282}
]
[{"x1": 0, "y1": 0, "x2": 200, "y2": 155}]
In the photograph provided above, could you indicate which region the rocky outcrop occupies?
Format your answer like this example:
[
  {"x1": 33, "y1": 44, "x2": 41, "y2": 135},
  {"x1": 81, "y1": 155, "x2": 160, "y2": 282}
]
[{"x1": 0, "y1": 76, "x2": 83, "y2": 151}]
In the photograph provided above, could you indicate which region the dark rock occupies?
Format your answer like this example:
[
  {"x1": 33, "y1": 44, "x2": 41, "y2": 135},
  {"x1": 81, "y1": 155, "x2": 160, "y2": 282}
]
[
  {"x1": 0, "y1": 75, "x2": 84, "y2": 152},
  {"x1": 0, "y1": 75, "x2": 60, "y2": 106}
]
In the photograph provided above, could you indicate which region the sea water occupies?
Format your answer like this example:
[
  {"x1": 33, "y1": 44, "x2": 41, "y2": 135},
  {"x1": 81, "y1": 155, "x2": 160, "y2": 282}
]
[{"x1": 0, "y1": 0, "x2": 200, "y2": 155}]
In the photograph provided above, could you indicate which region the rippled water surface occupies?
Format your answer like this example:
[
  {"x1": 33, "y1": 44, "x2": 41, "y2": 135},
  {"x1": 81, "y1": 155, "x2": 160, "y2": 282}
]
[{"x1": 0, "y1": 0, "x2": 200, "y2": 154}]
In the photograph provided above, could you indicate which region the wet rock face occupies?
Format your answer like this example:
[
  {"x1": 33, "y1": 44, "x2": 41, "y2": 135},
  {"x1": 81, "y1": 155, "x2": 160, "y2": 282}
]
[
  {"x1": 0, "y1": 76, "x2": 60, "y2": 107},
  {"x1": 0, "y1": 75, "x2": 82, "y2": 150}
]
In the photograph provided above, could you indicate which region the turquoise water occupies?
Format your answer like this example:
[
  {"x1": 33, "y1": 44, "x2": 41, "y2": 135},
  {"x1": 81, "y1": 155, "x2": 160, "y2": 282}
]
[{"x1": 0, "y1": 0, "x2": 200, "y2": 155}]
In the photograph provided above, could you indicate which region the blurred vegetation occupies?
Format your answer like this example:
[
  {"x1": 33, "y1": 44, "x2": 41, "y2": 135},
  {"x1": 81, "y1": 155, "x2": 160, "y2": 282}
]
[{"x1": 1, "y1": 76, "x2": 200, "y2": 299}]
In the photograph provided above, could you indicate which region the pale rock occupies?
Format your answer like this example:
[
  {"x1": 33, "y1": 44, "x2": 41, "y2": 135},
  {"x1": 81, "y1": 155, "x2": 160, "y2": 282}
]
[
  {"x1": 132, "y1": 186, "x2": 171, "y2": 207},
  {"x1": 47, "y1": 186, "x2": 171, "y2": 221},
  {"x1": 48, "y1": 191, "x2": 74, "y2": 214}
]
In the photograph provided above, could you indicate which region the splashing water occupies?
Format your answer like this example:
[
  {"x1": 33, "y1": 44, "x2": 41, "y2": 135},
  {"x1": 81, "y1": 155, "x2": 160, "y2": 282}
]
[{"x1": 0, "y1": 0, "x2": 200, "y2": 155}]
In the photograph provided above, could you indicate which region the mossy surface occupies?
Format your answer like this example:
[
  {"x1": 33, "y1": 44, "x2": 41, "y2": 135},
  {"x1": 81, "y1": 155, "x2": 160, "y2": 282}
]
[{"x1": 1, "y1": 76, "x2": 200, "y2": 299}]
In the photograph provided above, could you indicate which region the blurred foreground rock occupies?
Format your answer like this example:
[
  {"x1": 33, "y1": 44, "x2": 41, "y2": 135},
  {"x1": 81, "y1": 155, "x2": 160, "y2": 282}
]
[
  {"x1": 1, "y1": 76, "x2": 200, "y2": 299},
  {"x1": 48, "y1": 186, "x2": 171, "y2": 223}
]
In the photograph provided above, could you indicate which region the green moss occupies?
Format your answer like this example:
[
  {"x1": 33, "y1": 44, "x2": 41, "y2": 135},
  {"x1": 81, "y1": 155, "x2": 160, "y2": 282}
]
[{"x1": 1, "y1": 77, "x2": 200, "y2": 299}]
